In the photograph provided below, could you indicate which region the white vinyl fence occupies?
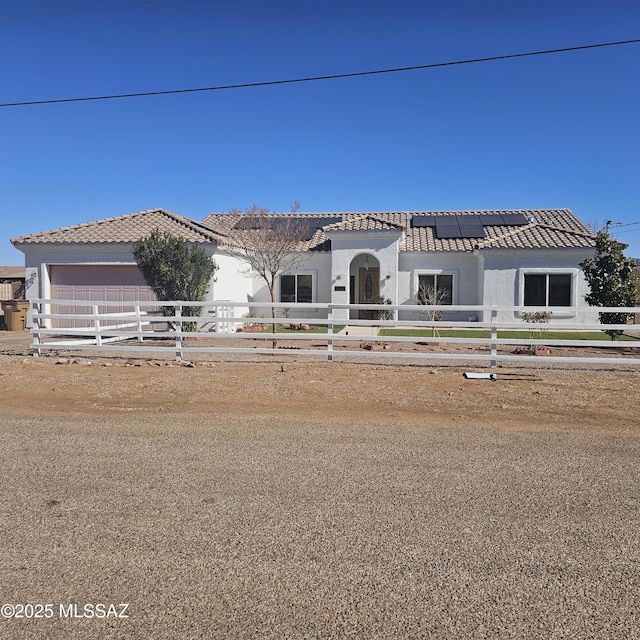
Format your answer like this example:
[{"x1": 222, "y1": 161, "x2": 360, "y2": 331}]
[{"x1": 29, "y1": 298, "x2": 640, "y2": 368}]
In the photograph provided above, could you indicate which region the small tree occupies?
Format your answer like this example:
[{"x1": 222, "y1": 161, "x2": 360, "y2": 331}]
[
  {"x1": 416, "y1": 283, "x2": 447, "y2": 337},
  {"x1": 581, "y1": 231, "x2": 639, "y2": 340},
  {"x1": 133, "y1": 230, "x2": 217, "y2": 331},
  {"x1": 225, "y1": 204, "x2": 310, "y2": 343},
  {"x1": 522, "y1": 311, "x2": 551, "y2": 347}
]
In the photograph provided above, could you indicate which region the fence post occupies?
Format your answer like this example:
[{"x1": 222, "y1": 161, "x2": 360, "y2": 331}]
[
  {"x1": 213, "y1": 303, "x2": 219, "y2": 334},
  {"x1": 32, "y1": 300, "x2": 42, "y2": 357},
  {"x1": 135, "y1": 304, "x2": 143, "y2": 342},
  {"x1": 93, "y1": 304, "x2": 102, "y2": 347},
  {"x1": 490, "y1": 306, "x2": 498, "y2": 368},
  {"x1": 327, "y1": 307, "x2": 334, "y2": 363},
  {"x1": 175, "y1": 304, "x2": 182, "y2": 363}
]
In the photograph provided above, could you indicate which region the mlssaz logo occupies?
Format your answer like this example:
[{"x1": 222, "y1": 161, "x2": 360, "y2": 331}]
[{"x1": 59, "y1": 603, "x2": 129, "y2": 619}]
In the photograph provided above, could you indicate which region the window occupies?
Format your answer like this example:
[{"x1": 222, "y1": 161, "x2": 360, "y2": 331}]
[
  {"x1": 280, "y1": 274, "x2": 313, "y2": 303},
  {"x1": 524, "y1": 273, "x2": 571, "y2": 306},
  {"x1": 418, "y1": 274, "x2": 453, "y2": 305}
]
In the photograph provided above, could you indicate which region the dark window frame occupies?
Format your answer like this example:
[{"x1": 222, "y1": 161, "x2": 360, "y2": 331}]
[
  {"x1": 523, "y1": 273, "x2": 572, "y2": 307},
  {"x1": 417, "y1": 273, "x2": 454, "y2": 305},
  {"x1": 279, "y1": 273, "x2": 313, "y2": 304}
]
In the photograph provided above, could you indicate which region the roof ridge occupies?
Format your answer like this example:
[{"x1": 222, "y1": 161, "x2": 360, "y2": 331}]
[
  {"x1": 159, "y1": 209, "x2": 230, "y2": 239},
  {"x1": 205, "y1": 208, "x2": 573, "y2": 217},
  {"x1": 477, "y1": 223, "x2": 536, "y2": 249},
  {"x1": 533, "y1": 222, "x2": 595, "y2": 238},
  {"x1": 321, "y1": 214, "x2": 405, "y2": 232},
  {"x1": 12, "y1": 208, "x2": 226, "y2": 246},
  {"x1": 478, "y1": 220, "x2": 595, "y2": 250},
  {"x1": 12, "y1": 208, "x2": 174, "y2": 240},
  {"x1": 413, "y1": 208, "x2": 573, "y2": 215},
  {"x1": 359, "y1": 213, "x2": 406, "y2": 229}
]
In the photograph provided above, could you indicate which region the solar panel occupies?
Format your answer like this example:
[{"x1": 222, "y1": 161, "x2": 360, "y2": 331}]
[
  {"x1": 233, "y1": 216, "x2": 342, "y2": 237},
  {"x1": 499, "y1": 213, "x2": 529, "y2": 226},
  {"x1": 476, "y1": 213, "x2": 530, "y2": 227},
  {"x1": 313, "y1": 216, "x2": 342, "y2": 229},
  {"x1": 457, "y1": 218, "x2": 485, "y2": 238},
  {"x1": 436, "y1": 220, "x2": 459, "y2": 229},
  {"x1": 434, "y1": 217, "x2": 462, "y2": 239},
  {"x1": 436, "y1": 229, "x2": 463, "y2": 239},
  {"x1": 273, "y1": 218, "x2": 329, "y2": 239},
  {"x1": 235, "y1": 212, "x2": 531, "y2": 236},
  {"x1": 478, "y1": 214, "x2": 506, "y2": 226},
  {"x1": 411, "y1": 215, "x2": 437, "y2": 228},
  {"x1": 458, "y1": 219, "x2": 484, "y2": 230},
  {"x1": 413, "y1": 213, "x2": 520, "y2": 235},
  {"x1": 293, "y1": 217, "x2": 343, "y2": 239},
  {"x1": 232, "y1": 218, "x2": 263, "y2": 230}
]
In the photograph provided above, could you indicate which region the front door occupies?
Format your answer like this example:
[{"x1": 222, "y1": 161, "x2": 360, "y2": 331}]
[{"x1": 358, "y1": 267, "x2": 379, "y2": 318}]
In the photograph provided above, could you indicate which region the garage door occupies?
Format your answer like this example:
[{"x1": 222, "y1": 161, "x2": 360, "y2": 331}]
[{"x1": 50, "y1": 265, "x2": 156, "y2": 328}]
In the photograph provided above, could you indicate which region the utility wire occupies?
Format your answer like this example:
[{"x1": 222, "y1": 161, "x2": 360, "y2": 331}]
[
  {"x1": 611, "y1": 221, "x2": 640, "y2": 227},
  {"x1": 2, "y1": 38, "x2": 639, "y2": 108}
]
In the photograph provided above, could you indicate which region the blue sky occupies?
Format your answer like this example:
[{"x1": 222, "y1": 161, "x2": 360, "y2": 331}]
[{"x1": 1, "y1": 0, "x2": 639, "y2": 265}]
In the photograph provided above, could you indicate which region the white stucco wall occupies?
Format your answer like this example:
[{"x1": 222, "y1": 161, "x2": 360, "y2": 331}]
[
  {"x1": 480, "y1": 248, "x2": 598, "y2": 323},
  {"x1": 396, "y1": 247, "x2": 597, "y2": 324},
  {"x1": 397, "y1": 251, "x2": 482, "y2": 321},
  {"x1": 240, "y1": 253, "x2": 333, "y2": 305},
  {"x1": 212, "y1": 250, "x2": 333, "y2": 323},
  {"x1": 14, "y1": 236, "x2": 600, "y2": 330},
  {"x1": 209, "y1": 253, "x2": 251, "y2": 300},
  {"x1": 326, "y1": 229, "x2": 402, "y2": 322}
]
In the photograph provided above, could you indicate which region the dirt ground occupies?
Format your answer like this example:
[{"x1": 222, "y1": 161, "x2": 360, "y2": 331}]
[
  {"x1": 0, "y1": 348, "x2": 638, "y2": 430},
  {"x1": 1, "y1": 323, "x2": 639, "y2": 428},
  {"x1": 2, "y1": 343, "x2": 640, "y2": 639}
]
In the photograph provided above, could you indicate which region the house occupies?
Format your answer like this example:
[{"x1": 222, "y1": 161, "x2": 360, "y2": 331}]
[
  {"x1": 11, "y1": 207, "x2": 597, "y2": 327},
  {"x1": 10, "y1": 210, "x2": 222, "y2": 327}
]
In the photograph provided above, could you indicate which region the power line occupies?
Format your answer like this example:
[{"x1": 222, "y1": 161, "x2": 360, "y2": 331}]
[
  {"x1": 2, "y1": 38, "x2": 639, "y2": 108},
  {"x1": 604, "y1": 220, "x2": 640, "y2": 233},
  {"x1": 612, "y1": 221, "x2": 640, "y2": 227}
]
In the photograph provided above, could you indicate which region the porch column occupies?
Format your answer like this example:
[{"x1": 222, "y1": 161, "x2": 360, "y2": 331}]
[{"x1": 330, "y1": 250, "x2": 351, "y2": 323}]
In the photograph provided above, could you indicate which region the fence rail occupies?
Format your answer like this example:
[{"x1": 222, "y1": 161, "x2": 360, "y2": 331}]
[{"x1": 29, "y1": 299, "x2": 640, "y2": 368}]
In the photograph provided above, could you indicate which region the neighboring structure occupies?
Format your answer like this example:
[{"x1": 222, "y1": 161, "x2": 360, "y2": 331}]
[
  {"x1": 0, "y1": 267, "x2": 26, "y2": 328},
  {"x1": 0, "y1": 266, "x2": 25, "y2": 301},
  {"x1": 11, "y1": 207, "x2": 597, "y2": 327}
]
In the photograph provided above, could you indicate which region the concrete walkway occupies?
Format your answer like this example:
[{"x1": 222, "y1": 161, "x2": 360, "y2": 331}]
[{"x1": 337, "y1": 325, "x2": 380, "y2": 337}]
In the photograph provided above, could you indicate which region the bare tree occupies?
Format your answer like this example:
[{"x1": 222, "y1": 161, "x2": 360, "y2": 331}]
[
  {"x1": 225, "y1": 204, "x2": 310, "y2": 342},
  {"x1": 416, "y1": 282, "x2": 448, "y2": 338}
]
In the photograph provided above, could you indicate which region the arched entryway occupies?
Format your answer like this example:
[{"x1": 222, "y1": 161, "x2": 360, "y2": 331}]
[{"x1": 349, "y1": 253, "x2": 380, "y2": 319}]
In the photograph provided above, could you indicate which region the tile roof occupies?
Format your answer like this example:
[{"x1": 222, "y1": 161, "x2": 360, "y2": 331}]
[
  {"x1": 204, "y1": 209, "x2": 595, "y2": 252},
  {"x1": 11, "y1": 208, "x2": 595, "y2": 253},
  {"x1": 11, "y1": 209, "x2": 225, "y2": 246},
  {"x1": 199, "y1": 213, "x2": 345, "y2": 252},
  {"x1": 0, "y1": 267, "x2": 25, "y2": 279},
  {"x1": 322, "y1": 215, "x2": 405, "y2": 233}
]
